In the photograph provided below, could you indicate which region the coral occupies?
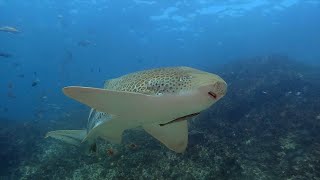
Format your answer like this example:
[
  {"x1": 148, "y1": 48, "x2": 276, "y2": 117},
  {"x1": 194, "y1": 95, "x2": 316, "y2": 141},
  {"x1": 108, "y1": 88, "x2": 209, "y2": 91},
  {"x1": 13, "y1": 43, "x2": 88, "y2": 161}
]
[{"x1": 279, "y1": 133, "x2": 298, "y2": 150}]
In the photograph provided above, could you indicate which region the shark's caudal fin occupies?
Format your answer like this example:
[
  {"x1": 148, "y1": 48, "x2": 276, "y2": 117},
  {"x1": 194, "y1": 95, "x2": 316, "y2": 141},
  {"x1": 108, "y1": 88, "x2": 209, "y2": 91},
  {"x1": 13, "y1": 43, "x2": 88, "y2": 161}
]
[
  {"x1": 143, "y1": 120, "x2": 188, "y2": 153},
  {"x1": 45, "y1": 130, "x2": 87, "y2": 146}
]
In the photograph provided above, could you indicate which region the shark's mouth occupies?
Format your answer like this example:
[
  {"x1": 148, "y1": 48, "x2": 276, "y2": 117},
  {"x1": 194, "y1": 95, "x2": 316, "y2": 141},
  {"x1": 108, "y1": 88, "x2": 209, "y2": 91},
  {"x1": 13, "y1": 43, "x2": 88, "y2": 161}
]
[
  {"x1": 160, "y1": 112, "x2": 200, "y2": 126},
  {"x1": 208, "y1": 91, "x2": 217, "y2": 99}
]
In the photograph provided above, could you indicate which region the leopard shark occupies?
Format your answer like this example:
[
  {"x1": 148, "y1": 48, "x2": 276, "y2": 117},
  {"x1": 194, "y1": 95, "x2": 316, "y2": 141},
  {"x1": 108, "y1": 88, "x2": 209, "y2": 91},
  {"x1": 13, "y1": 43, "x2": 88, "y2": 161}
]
[{"x1": 46, "y1": 67, "x2": 227, "y2": 153}]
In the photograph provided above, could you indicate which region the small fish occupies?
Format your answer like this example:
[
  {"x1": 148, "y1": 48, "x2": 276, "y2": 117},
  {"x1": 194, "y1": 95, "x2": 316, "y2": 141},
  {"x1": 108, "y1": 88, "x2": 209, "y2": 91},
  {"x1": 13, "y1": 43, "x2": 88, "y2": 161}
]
[
  {"x1": 7, "y1": 92, "x2": 16, "y2": 98},
  {"x1": 32, "y1": 81, "x2": 38, "y2": 87},
  {"x1": 0, "y1": 52, "x2": 12, "y2": 58},
  {"x1": 32, "y1": 78, "x2": 40, "y2": 87},
  {"x1": 78, "y1": 40, "x2": 95, "y2": 47},
  {"x1": 66, "y1": 50, "x2": 73, "y2": 61},
  {"x1": 78, "y1": 40, "x2": 90, "y2": 47},
  {"x1": 0, "y1": 26, "x2": 20, "y2": 34},
  {"x1": 12, "y1": 62, "x2": 20, "y2": 67},
  {"x1": 8, "y1": 82, "x2": 13, "y2": 89},
  {"x1": 90, "y1": 68, "x2": 101, "y2": 73},
  {"x1": 18, "y1": 74, "x2": 25, "y2": 78},
  {"x1": 37, "y1": 113, "x2": 43, "y2": 119}
]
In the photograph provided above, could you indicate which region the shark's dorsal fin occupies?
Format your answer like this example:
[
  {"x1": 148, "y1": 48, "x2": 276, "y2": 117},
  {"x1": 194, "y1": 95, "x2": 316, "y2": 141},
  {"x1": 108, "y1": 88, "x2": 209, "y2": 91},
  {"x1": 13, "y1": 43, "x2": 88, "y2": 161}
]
[{"x1": 143, "y1": 120, "x2": 188, "y2": 153}]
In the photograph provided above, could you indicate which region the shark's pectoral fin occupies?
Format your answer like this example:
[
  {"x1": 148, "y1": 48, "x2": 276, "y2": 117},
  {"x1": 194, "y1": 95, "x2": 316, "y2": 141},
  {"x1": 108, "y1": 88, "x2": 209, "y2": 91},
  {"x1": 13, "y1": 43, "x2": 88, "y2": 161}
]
[
  {"x1": 143, "y1": 120, "x2": 188, "y2": 153},
  {"x1": 63, "y1": 86, "x2": 155, "y2": 116}
]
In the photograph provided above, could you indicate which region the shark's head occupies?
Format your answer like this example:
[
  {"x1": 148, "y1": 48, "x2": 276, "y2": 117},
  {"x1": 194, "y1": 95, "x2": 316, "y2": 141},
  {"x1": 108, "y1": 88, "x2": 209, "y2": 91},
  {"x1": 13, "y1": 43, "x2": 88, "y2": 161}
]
[
  {"x1": 199, "y1": 74, "x2": 227, "y2": 100},
  {"x1": 187, "y1": 69, "x2": 227, "y2": 110}
]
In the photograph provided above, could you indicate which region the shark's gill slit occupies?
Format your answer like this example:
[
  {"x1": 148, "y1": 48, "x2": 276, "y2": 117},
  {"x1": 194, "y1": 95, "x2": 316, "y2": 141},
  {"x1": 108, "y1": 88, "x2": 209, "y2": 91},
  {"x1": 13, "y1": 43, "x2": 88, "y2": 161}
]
[
  {"x1": 159, "y1": 112, "x2": 200, "y2": 126},
  {"x1": 208, "y1": 91, "x2": 217, "y2": 99}
]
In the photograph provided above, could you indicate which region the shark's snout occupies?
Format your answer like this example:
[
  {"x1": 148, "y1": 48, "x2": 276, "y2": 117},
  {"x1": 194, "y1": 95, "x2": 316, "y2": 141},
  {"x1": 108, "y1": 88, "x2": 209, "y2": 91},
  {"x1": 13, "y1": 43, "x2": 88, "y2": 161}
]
[{"x1": 212, "y1": 80, "x2": 227, "y2": 99}]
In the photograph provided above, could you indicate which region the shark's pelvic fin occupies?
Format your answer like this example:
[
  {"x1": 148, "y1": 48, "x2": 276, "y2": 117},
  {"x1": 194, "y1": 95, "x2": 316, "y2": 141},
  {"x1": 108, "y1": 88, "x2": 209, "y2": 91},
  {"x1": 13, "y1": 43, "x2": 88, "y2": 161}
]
[
  {"x1": 45, "y1": 130, "x2": 87, "y2": 146},
  {"x1": 143, "y1": 120, "x2": 188, "y2": 153},
  {"x1": 83, "y1": 117, "x2": 127, "y2": 144}
]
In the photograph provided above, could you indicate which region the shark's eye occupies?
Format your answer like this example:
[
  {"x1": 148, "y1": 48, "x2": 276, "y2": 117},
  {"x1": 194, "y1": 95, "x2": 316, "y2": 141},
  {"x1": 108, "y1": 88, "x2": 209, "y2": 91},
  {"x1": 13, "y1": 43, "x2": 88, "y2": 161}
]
[{"x1": 208, "y1": 91, "x2": 217, "y2": 99}]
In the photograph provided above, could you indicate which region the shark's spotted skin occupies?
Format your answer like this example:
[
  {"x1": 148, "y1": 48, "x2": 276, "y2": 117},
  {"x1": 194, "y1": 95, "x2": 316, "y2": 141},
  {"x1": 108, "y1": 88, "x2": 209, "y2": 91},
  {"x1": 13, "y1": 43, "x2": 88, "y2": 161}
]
[
  {"x1": 46, "y1": 66, "x2": 227, "y2": 153},
  {"x1": 104, "y1": 67, "x2": 194, "y2": 95}
]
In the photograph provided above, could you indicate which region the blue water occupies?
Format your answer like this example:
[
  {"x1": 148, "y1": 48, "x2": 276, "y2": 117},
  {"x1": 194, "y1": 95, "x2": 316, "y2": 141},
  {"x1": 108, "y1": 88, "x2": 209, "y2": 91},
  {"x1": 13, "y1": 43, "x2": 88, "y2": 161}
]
[
  {"x1": 1, "y1": 1, "x2": 320, "y2": 121},
  {"x1": 1, "y1": 1, "x2": 320, "y2": 179}
]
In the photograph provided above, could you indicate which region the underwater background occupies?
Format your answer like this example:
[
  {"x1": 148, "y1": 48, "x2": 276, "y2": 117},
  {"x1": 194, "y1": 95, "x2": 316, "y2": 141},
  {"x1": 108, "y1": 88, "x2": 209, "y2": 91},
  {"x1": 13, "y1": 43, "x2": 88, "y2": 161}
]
[{"x1": 1, "y1": 0, "x2": 320, "y2": 179}]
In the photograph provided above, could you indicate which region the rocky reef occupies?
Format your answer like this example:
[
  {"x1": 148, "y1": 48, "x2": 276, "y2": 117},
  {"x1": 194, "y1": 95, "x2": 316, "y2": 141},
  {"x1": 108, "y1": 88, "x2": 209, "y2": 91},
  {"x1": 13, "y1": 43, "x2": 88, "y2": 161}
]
[{"x1": 1, "y1": 55, "x2": 320, "y2": 179}]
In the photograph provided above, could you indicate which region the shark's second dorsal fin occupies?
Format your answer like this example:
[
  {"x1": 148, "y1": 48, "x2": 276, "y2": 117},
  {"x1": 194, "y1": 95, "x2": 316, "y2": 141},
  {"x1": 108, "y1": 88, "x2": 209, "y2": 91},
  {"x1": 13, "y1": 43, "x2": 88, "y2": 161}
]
[{"x1": 143, "y1": 120, "x2": 188, "y2": 153}]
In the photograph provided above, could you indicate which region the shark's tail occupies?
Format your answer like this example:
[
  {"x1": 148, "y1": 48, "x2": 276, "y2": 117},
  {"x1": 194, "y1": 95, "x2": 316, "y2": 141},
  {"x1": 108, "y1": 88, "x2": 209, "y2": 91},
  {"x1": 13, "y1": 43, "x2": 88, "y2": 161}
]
[{"x1": 45, "y1": 130, "x2": 87, "y2": 146}]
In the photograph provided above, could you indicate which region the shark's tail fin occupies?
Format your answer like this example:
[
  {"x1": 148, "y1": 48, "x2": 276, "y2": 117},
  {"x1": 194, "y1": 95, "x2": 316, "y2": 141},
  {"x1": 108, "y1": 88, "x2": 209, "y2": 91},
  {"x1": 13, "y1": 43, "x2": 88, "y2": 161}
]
[{"x1": 45, "y1": 130, "x2": 87, "y2": 146}]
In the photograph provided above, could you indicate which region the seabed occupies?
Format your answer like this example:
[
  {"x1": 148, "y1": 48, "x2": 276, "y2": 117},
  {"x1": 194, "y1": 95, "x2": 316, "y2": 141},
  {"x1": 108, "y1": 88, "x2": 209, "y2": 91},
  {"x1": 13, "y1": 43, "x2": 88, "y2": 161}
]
[{"x1": 1, "y1": 55, "x2": 320, "y2": 180}]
